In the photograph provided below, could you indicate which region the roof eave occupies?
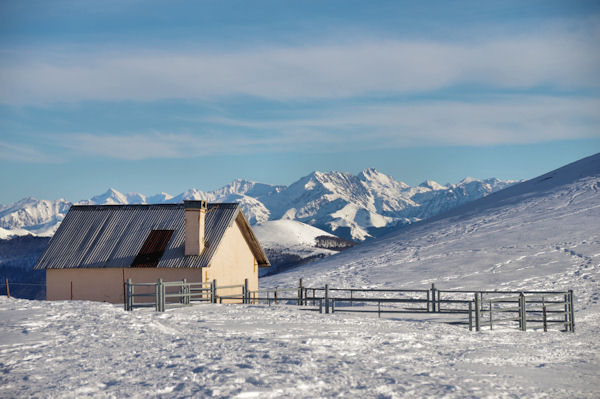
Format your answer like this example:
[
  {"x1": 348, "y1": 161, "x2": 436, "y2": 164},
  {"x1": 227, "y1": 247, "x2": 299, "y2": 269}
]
[{"x1": 235, "y1": 211, "x2": 271, "y2": 267}]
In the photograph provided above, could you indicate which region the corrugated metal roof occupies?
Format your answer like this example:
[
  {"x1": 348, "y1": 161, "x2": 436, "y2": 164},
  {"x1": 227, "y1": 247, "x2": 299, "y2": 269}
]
[{"x1": 34, "y1": 203, "x2": 248, "y2": 269}]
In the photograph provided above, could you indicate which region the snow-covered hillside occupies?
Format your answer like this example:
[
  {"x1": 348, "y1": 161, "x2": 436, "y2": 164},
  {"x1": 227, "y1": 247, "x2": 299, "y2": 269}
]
[
  {"x1": 0, "y1": 170, "x2": 515, "y2": 241},
  {"x1": 263, "y1": 154, "x2": 600, "y2": 308},
  {"x1": 254, "y1": 220, "x2": 338, "y2": 257},
  {"x1": 253, "y1": 220, "x2": 354, "y2": 275}
]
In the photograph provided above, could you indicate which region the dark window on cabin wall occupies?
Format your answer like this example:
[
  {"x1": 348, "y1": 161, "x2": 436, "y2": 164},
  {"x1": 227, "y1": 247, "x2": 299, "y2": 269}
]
[{"x1": 131, "y1": 230, "x2": 174, "y2": 268}]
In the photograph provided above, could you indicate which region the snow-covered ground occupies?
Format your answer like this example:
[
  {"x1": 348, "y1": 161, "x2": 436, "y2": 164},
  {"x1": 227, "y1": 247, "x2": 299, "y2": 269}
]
[
  {"x1": 1, "y1": 298, "x2": 598, "y2": 398},
  {"x1": 1, "y1": 154, "x2": 599, "y2": 398}
]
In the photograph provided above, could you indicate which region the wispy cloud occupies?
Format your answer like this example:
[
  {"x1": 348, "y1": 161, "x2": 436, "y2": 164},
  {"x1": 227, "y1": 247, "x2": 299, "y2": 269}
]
[
  {"x1": 1, "y1": 25, "x2": 598, "y2": 104},
  {"x1": 51, "y1": 95, "x2": 599, "y2": 161},
  {"x1": 57, "y1": 130, "x2": 322, "y2": 160},
  {"x1": 0, "y1": 141, "x2": 63, "y2": 163}
]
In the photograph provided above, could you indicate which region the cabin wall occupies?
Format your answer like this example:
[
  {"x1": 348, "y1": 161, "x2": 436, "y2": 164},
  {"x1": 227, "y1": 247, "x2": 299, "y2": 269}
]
[
  {"x1": 206, "y1": 220, "x2": 258, "y2": 302},
  {"x1": 46, "y1": 268, "x2": 204, "y2": 304}
]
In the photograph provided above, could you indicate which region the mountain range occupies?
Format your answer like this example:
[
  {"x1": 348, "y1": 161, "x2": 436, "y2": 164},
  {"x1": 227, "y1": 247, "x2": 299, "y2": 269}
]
[{"x1": 0, "y1": 169, "x2": 516, "y2": 241}]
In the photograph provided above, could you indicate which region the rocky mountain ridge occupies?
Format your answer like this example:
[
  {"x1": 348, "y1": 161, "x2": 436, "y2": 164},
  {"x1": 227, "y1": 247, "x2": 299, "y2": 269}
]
[{"x1": 0, "y1": 169, "x2": 517, "y2": 241}]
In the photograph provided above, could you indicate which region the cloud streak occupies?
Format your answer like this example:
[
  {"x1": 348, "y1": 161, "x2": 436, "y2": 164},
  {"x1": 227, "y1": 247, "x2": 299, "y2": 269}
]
[
  {"x1": 0, "y1": 141, "x2": 63, "y2": 163},
  {"x1": 1, "y1": 27, "x2": 599, "y2": 104},
  {"x1": 54, "y1": 96, "x2": 600, "y2": 160}
]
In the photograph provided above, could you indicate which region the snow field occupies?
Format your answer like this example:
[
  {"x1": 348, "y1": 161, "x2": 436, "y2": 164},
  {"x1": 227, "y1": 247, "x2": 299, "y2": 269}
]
[{"x1": 1, "y1": 297, "x2": 599, "y2": 398}]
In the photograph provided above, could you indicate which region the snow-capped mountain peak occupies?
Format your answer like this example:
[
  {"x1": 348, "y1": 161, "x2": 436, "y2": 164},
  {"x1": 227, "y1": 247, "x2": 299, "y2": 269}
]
[
  {"x1": 0, "y1": 168, "x2": 519, "y2": 241},
  {"x1": 84, "y1": 188, "x2": 128, "y2": 205},
  {"x1": 418, "y1": 180, "x2": 445, "y2": 190},
  {"x1": 146, "y1": 192, "x2": 173, "y2": 203},
  {"x1": 0, "y1": 197, "x2": 71, "y2": 237}
]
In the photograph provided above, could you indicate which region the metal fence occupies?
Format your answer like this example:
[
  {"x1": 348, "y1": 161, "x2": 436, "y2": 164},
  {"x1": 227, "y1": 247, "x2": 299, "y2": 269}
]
[
  {"x1": 247, "y1": 286, "x2": 325, "y2": 312},
  {"x1": 253, "y1": 281, "x2": 574, "y2": 332},
  {"x1": 124, "y1": 278, "x2": 575, "y2": 332},
  {"x1": 430, "y1": 288, "x2": 575, "y2": 332},
  {"x1": 125, "y1": 278, "x2": 243, "y2": 311}
]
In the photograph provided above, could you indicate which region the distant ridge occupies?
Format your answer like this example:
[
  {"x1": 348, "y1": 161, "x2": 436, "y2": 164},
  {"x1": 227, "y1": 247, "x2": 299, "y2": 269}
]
[{"x1": 0, "y1": 169, "x2": 517, "y2": 241}]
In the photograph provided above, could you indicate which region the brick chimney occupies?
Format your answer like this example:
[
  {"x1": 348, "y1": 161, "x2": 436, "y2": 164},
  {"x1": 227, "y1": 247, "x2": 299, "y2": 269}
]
[{"x1": 184, "y1": 200, "x2": 207, "y2": 256}]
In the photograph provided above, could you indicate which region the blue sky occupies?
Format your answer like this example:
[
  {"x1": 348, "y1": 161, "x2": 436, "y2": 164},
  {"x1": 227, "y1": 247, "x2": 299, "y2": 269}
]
[{"x1": 1, "y1": 0, "x2": 599, "y2": 204}]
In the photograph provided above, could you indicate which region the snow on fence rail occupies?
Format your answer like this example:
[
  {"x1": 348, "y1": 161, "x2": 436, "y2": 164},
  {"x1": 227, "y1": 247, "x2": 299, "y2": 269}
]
[{"x1": 124, "y1": 279, "x2": 575, "y2": 332}]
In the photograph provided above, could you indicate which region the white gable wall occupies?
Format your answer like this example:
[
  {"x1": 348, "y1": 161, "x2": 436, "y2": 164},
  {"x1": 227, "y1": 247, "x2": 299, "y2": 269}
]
[{"x1": 205, "y1": 220, "x2": 258, "y2": 302}]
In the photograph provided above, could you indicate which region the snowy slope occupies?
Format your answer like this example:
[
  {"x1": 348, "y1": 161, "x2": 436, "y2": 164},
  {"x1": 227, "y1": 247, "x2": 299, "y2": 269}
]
[
  {"x1": 253, "y1": 220, "x2": 345, "y2": 275},
  {"x1": 254, "y1": 219, "x2": 338, "y2": 255},
  {"x1": 254, "y1": 220, "x2": 357, "y2": 276},
  {"x1": 263, "y1": 154, "x2": 600, "y2": 309},
  {"x1": 0, "y1": 227, "x2": 31, "y2": 240}
]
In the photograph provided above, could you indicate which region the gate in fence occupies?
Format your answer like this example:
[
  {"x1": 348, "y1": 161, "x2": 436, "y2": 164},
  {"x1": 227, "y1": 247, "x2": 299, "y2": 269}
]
[
  {"x1": 124, "y1": 278, "x2": 252, "y2": 312},
  {"x1": 124, "y1": 278, "x2": 575, "y2": 333}
]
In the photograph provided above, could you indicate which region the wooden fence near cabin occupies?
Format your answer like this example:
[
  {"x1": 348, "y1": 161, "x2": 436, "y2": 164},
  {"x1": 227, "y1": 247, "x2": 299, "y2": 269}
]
[{"x1": 124, "y1": 279, "x2": 575, "y2": 333}]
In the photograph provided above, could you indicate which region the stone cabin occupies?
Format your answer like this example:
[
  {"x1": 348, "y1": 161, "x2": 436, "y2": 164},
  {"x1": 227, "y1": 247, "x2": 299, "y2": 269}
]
[{"x1": 34, "y1": 200, "x2": 270, "y2": 303}]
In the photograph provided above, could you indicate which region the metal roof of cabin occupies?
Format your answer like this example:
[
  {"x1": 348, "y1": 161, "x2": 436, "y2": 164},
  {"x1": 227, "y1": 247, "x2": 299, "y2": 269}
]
[{"x1": 34, "y1": 203, "x2": 270, "y2": 270}]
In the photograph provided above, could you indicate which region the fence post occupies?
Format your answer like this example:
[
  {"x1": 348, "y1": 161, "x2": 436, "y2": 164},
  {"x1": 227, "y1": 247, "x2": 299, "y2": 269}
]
[
  {"x1": 274, "y1": 287, "x2": 278, "y2": 304},
  {"x1": 298, "y1": 278, "x2": 303, "y2": 306},
  {"x1": 569, "y1": 290, "x2": 575, "y2": 333},
  {"x1": 350, "y1": 290, "x2": 354, "y2": 307},
  {"x1": 212, "y1": 279, "x2": 217, "y2": 304},
  {"x1": 325, "y1": 284, "x2": 329, "y2": 314},
  {"x1": 154, "y1": 279, "x2": 160, "y2": 312},
  {"x1": 159, "y1": 278, "x2": 164, "y2": 312},
  {"x1": 123, "y1": 279, "x2": 127, "y2": 311},
  {"x1": 186, "y1": 279, "x2": 190, "y2": 305},
  {"x1": 244, "y1": 278, "x2": 249, "y2": 304},
  {"x1": 378, "y1": 300, "x2": 381, "y2": 318},
  {"x1": 543, "y1": 304, "x2": 547, "y2": 332},
  {"x1": 489, "y1": 300, "x2": 493, "y2": 330},
  {"x1": 125, "y1": 278, "x2": 131, "y2": 311},
  {"x1": 431, "y1": 283, "x2": 436, "y2": 313},
  {"x1": 468, "y1": 301, "x2": 473, "y2": 331},
  {"x1": 563, "y1": 293, "x2": 568, "y2": 332},
  {"x1": 474, "y1": 292, "x2": 480, "y2": 331},
  {"x1": 426, "y1": 289, "x2": 430, "y2": 312},
  {"x1": 331, "y1": 298, "x2": 335, "y2": 313},
  {"x1": 130, "y1": 278, "x2": 135, "y2": 311},
  {"x1": 319, "y1": 298, "x2": 322, "y2": 314},
  {"x1": 520, "y1": 292, "x2": 526, "y2": 331}
]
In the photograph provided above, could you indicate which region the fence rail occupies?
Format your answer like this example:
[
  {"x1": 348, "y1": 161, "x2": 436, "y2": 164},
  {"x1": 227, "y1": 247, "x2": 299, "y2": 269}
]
[
  {"x1": 125, "y1": 278, "x2": 256, "y2": 312},
  {"x1": 124, "y1": 278, "x2": 575, "y2": 332}
]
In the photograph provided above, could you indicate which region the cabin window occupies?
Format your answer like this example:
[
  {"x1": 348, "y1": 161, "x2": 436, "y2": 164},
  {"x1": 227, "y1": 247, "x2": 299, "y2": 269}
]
[{"x1": 131, "y1": 230, "x2": 174, "y2": 268}]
